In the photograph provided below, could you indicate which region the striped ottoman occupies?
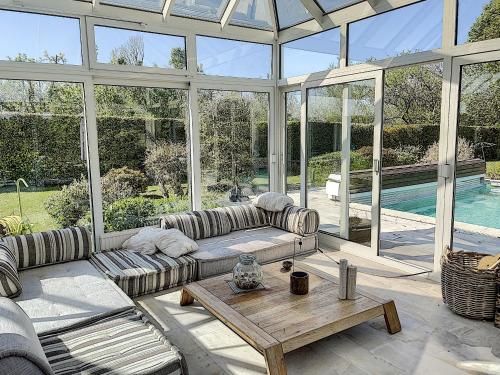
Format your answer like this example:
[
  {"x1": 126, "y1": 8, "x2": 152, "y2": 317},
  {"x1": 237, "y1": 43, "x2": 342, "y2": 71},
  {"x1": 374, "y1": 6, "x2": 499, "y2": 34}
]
[{"x1": 91, "y1": 250, "x2": 197, "y2": 298}]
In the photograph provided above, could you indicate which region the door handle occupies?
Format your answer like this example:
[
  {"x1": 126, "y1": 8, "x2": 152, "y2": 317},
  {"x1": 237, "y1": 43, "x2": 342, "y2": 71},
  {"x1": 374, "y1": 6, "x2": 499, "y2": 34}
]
[{"x1": 373, "y1": 159, "x2": 380, "y2": 174}]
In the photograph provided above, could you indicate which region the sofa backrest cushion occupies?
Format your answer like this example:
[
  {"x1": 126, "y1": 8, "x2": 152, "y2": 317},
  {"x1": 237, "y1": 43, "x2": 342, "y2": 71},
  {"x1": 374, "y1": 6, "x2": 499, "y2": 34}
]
[
  {"x1": 0, "y1": 242, "x2": 22, "y2": 298},
  {"x1": 160, "y1": 209, "x2": 231, "y2": 240},
  {"x1": 1, "y1": 227, "x2": 92, "y2": 271},
  {"x1": 270, "y1": 205, "x2": 320, "y2": 235},
  {"x1": 218, "y1": 204, "x2": 269, "y2": 231},
  {"x1": 0, "y1": 297, "x2": 54, "y2": 375}
]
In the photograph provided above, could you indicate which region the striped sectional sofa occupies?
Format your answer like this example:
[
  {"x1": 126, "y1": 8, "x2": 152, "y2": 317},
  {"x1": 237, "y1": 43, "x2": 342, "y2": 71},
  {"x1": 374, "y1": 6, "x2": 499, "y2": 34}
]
[
  {"x1": 0, "y1": 227, "x2": 188, "y2": 375},
  {"x1": 92, "y1": 204, "x2": 319, "y2": 297}
]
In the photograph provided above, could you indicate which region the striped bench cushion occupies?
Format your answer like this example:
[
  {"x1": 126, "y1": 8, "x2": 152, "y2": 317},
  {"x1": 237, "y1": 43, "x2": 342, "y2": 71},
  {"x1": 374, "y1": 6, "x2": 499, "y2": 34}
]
[
  {"x1": 2, "y1": 227, "x2": 92, "y2": 270},
  {"x1": 270, "y1": 205, "x2": 320, "y2": 235},
  {"x1": 90, "y1": 250, "x2": 197, "y2": 298},
  {"x1": 0, "y1": 242, "x2": 22, "y2": 298},
  {"x1": 218, "y1": 204, "x2": 269, "y2": 231},
  {"x1": 160, "y1": 209, "x2": 231, "y2": 240},
  {"x1": 40, "y1": 309, "x2": 187, "y2": 375}
]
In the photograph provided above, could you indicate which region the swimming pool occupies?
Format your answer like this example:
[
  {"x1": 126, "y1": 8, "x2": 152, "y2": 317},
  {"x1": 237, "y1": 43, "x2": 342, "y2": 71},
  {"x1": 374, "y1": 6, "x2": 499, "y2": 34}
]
[{"x1": 385, "y1": 183, "x2": 500, "y2": 229}]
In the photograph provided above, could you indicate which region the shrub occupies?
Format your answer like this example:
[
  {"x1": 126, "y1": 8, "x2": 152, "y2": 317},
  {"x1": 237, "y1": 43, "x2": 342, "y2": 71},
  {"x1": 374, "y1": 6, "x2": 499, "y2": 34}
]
[
  {"x1": 101, "y1": 167, "x2": 148, "y2": 203},
  {"x1": 44, "y1": 178, "x2": 90, "y2": 227},
  {"x1": 421, "y1": 137, "x2": 475, "y2": 163},
  {"x1": 103, "y1": 197, "x2": 156, "y2": 232},
  {"x1": 486, "y1": 161, "x2": 500, "y2": 180},
  {"x1": 144, "y1": 141, "x2": 187, "y2": 198}
]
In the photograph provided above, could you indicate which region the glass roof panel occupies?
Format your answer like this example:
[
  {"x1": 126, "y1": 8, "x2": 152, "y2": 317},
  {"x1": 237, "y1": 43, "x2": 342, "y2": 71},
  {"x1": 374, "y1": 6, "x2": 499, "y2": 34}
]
[
  {"x1": 315, "y1": 0, "x2": 361, "y2": 13},
  {"x1": 100, "y1": 0, "x2": 165, "y2": 13},
  {"x1": 229, "y1": 0, "x2": 273, "y2": 30},
  {"x1": 275, "y1": 0, "x2": 312, "y2": 29},
  {"x1": 171, "y1": 0, "x2": 230, "y2": 22}
]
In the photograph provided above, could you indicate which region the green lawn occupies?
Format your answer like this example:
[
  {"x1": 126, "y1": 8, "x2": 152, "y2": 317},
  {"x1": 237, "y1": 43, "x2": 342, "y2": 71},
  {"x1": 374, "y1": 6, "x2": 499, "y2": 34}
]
[
  {"x1": 0, "y1": 186, "x2": 59, "y2": 233},
  {"x1": 486, "y1": 161, "x2": 500, "y2": 180}
]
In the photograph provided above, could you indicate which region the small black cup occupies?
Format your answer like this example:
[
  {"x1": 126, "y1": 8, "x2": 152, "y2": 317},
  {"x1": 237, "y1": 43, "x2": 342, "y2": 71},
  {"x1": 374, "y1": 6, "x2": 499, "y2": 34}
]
[{"x1": 290, "y1": 271, "x2": 309, "y2": 295}]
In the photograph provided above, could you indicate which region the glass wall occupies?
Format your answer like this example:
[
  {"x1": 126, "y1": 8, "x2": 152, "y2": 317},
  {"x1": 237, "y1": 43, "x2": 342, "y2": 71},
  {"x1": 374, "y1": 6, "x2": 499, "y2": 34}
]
[
  {"x1": 94, "y1": 26, "x2": 186, "y2": 69},
  {"x1": 196, "y1": 36, "x2": 272, "y2": 79},
  {"x1": 95, "y1": 85, "x2": 190, "y2": 233},
  {"x1": 285, "y1": 91, "x2": 301, "y2": 204},
  {"x1": 281, "y1": 28, "x2": 341, "y2": 78},
  {"x1": 0, "y1": 10, "x2": 81, "y2": 65},
  {"x1": 199, "y1": 90, "x2": 269, "y2": 208},
  {"x1": 457, "y1": 0, "x2": 498, "y2": 45},
  {"x1": 0, "y1": 80, "x2": 90, "y2": 234},
  {"x1": 452, "y1": 60, "x2": 500, "y2": 253},
  {"x1": 348, "y1": 0, "x2": 442, "y2": 65},
  {"x1": 379, "y1": 62, "x2": 443, "y2": 269}
]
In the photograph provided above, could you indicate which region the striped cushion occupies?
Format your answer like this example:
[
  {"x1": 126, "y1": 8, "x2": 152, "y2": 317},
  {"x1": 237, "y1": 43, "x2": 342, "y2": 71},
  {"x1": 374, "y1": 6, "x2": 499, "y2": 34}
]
[
  {"x1": 40, "y1": 309, "x2": 187, "y2": 375},
  {"x1": 160, "y1": 209, "x2": 231, "y2": 240},
  {"x1": 90, "y1": 250, "x2": 197, "y2": 298},
  {"x1": 2, "y1": 227, "x2": 92, "y2": 270},
  {"x1": 270, "y1": 205, "x2": 320, "y2": 235},
  {"x1": 219, "y1": 204, "x2": 269, "y2": 231},
  {"x1": 0, "y1": 242, "x2": 22, "y2": 298}
]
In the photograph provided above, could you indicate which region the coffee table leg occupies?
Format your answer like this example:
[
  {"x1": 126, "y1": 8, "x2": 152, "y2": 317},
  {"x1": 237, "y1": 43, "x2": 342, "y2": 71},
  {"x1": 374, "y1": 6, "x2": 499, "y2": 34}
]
[
  {"x1": 383, "y1": 301, "x2": 401, "y2": 334},
  {"x1": 264, "y1": 344, "x2": 287, "y2": 375},
  {"x1": 180, "y1": 288, "x2": 195, "y2": 306}
]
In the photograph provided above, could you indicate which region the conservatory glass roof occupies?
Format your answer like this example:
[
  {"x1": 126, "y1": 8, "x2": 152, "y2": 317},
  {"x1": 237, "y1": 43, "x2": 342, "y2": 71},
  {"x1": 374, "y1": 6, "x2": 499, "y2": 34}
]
[{"x1": 76, "y1": 0, "x2": 366, "y2": 31}]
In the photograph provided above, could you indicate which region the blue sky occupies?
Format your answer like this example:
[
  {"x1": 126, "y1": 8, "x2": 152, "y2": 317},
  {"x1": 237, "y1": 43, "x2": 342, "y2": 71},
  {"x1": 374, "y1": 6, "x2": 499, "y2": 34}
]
[{"x1": 0, "y1": 0, "x2": 493, "y2": 77}]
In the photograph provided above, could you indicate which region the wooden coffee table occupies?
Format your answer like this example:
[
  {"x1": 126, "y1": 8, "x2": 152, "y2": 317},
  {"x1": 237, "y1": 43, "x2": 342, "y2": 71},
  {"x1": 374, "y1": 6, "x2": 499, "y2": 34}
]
[{"x1": 180, "y1": 261, "x2": 401, "y2": 375}]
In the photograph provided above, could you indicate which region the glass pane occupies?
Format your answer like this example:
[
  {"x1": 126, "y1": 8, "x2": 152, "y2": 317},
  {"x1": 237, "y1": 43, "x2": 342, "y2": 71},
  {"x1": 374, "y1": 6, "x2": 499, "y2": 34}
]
[
  {"x1": 94, "y1": 26, "x2": 186, "y2": 69},
  {"x1": 171, "y1": 0, "x2": 229, "y2": 21},
  {"x1": 275, "y1": 0, "x2": 313, "y2": 29},
  {"x1": 196, "y1": 36, "x2": 272, "y2": 78},
  {"x1": 101, "y1": 0, "x2": 165, "y2": 12},
  {"x1": 348, "y1": 0, "x2": 442, "y2": 65},
  {"x1": 199, "y1": 90, "x2": 269, "y2": 209},
  {"x1": 230, "y1": 0, "x2": 273, "y2": 30},
  {"x1": 285, "y1": 91, "x2": 301, "y2": 204},
  {"x1": 0, "y1": 10, "x2": 81, "y2": 65},
  {"x1": 380, "y1": 62, "x2": 443, "y2": 270},
  {"x1": 281, "y1": 28, "x2": 340, "y2": 78},
  {"x1": 95, "y1": 85, "x2": 190, "y2": 233},
  {"x1": 457, "y1": 0, "x2": 499, "y2": 45},
  {"x1": 0, "y1": 80, "x2": 90, "y2": 234},
  {"x1": 306, "y1": 79, "x2": 375, "y2": 246},
  {"x1": 453, "y1": 61, "x2": 500, "y2": 253},
  {"x1": 316, "y1": 0, "x2": 361, "y2": 13}
]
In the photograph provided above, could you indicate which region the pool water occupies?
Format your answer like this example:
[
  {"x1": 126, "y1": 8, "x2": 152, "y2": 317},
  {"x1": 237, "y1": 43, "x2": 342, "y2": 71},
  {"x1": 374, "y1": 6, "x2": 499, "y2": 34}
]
[{"x1": 385, "y1": 183, "x2": 500, "y2": 229}]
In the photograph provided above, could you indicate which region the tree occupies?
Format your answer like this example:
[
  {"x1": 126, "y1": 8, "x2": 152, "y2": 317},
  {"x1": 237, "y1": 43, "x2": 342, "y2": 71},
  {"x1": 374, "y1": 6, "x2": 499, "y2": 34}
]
[
  {"x1": 169, "y1": 47, "x2": 186, "y2": 69},
  {"x1": 111, "y1": 35, "x2": 144, "y2": 66},
  {"x1": 145, "y1": 141, "x2": 187, "y2": 198}
]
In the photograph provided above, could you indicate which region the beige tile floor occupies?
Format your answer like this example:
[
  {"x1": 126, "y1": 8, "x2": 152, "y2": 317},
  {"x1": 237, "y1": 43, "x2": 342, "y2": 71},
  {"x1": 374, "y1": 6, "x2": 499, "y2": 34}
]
[{"x1": 137, "y1": 250, "x2": 500, "y2": 375}]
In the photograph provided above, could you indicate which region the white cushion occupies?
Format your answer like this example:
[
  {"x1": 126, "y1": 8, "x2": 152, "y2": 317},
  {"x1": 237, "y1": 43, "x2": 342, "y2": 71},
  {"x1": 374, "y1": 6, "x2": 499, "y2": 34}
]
[
  {"x1": 14, "y1": 260, "x2": 134, "y2": 335},
  {"x1": 122, "y1": 227, "x2": 158, "y2": 255},
  {"x1": 155, "y1": 229, "x2": 199, "y2": 258},
  {"x1": 252, "y1": 192, "x2": 294, "y2": 212}
]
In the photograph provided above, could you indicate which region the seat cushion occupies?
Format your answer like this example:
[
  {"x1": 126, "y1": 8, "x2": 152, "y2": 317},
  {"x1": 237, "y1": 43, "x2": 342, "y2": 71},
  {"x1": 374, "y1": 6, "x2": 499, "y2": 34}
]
[
  {"x1": 14, "y1": 260, "x2": 134, "y2": 335},
  {"x1": 192, "y1": 227, "x2": 317, "y2": 279},
  {"x1": 2, "y1": 227, "x2": 92, "y2": 271},
  {"x1": 40, "y1": 309, "x2": 187, "y2": 375},
  {"x1": 90, "y1": 250, "x2": 197, "y2": 298},
  {"x1": 0, "y1": 242, "x2": 22, "y2": 298},
  {"x1": 218, "y1": 204, "x2": 269, "y2": 231},
  {"x1": 160, "y1": 209, "x2": 231, "y2": 240}
]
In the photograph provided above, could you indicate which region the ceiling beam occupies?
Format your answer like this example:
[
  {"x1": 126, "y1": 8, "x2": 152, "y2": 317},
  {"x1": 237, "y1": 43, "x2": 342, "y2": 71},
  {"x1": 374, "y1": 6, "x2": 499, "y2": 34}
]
[
  {"x1": 221, "y1": 0, "x2": 240, "y2": 29},
  {"x1": 92, "y1": 0, "x2": 99, "y2": 10},
  {"x1": 298, "y1": 0, "x2": 324, "y2": 28},
  {"x1": 366, "y1": 0, "x2": 378, "y2": 9},
  {"x1": 162, "y1": 0, "x2": 175, "y2": 20},
  {"x1": 268, "y1": 0, "x2": 278, "y2": 39}
]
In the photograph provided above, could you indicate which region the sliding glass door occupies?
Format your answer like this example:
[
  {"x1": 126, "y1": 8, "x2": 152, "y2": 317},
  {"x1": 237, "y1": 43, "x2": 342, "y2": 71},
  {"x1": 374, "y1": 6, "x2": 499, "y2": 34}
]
[{"x1": 303, "y1": 71, "x2": 383, "y2": 253}]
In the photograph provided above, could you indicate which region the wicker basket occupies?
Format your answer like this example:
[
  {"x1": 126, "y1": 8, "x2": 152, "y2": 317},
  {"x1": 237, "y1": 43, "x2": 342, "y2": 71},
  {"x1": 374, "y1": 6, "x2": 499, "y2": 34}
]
[{"x1": 441, "y1": 250, "x2": 498, "y2": 321}]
